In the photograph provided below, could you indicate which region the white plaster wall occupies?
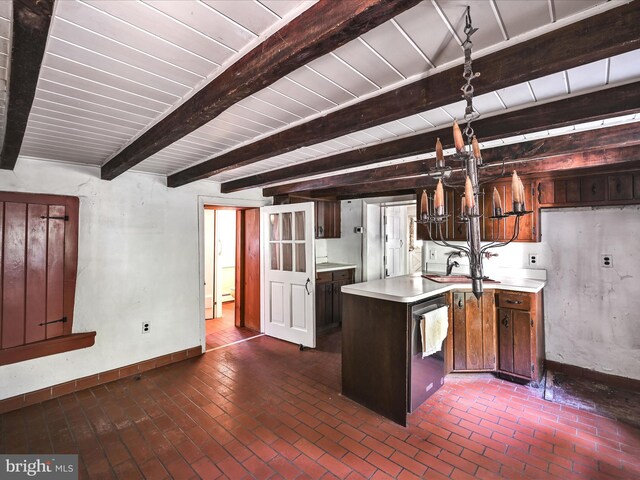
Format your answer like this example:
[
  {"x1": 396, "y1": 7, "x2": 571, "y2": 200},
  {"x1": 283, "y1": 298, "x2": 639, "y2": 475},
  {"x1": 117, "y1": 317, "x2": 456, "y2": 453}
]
[
  {"x1": 542, "y1": 206, "x2": 640, "y2": 380},
  {"x1": 0, "y1": 158, "x2": 265, "y2": 399},
  {"x1": 325, "y1": 200, "x2": 364, "y2": 282}
]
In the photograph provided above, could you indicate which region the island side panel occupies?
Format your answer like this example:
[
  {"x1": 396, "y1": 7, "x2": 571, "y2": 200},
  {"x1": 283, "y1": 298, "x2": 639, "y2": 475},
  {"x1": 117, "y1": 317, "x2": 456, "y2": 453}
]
[{"x1": 342, "y1": 293, "x2": 409, "y2": 426}]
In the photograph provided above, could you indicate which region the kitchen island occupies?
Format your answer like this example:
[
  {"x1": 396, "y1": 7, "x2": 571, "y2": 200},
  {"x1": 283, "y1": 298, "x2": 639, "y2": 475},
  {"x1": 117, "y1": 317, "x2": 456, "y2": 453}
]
[{"x1": 341, "y1": 273, "x2": 545, "y2": 426}]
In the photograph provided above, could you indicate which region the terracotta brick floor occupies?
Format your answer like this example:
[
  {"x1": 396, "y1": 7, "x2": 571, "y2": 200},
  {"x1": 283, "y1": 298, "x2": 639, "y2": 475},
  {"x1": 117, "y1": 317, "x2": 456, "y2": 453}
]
[
  {"x1": 1, "y1": 330, "x2": 639, "y2": 479},
  {"x1": 206, "y1": 302, "x2": 260, "y2": 350}
]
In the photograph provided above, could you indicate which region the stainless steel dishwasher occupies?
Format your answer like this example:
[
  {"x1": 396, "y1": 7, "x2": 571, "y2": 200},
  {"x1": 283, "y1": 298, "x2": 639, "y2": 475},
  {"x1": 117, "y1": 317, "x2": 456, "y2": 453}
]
[{"x1": 409, "y1": 295, "x2": 448, "y2": 412}]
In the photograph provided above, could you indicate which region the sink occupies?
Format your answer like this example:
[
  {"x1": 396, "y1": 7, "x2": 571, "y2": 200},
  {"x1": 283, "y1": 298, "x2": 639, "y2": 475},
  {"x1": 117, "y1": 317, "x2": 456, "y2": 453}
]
[
  {"x1": 422, "y1": 274, "x2": 470, "y2": 283},
  {"x1": 423, "y1": 274, "x2": 500, "y2": 284}
]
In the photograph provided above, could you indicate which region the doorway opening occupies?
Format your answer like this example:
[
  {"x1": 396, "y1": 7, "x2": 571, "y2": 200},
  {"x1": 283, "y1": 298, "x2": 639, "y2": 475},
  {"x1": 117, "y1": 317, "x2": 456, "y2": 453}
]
[
  {"x1": 380, "y1": 202, "x2": 421, "y2": 278},
  {"x1": 203, "y1": 205, "x2": 262, "y2": 351}
]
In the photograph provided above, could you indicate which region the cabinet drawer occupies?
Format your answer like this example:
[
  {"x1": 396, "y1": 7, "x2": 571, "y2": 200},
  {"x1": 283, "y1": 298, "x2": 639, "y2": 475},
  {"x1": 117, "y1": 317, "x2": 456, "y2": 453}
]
[
  {"x1": 497, "y1": 292, "x2": 530, "y2": 311},
  {"x1": 333, "y1": 269, "x2": 354, "y2": 281},
  {"x1": 316, "y1": 271, "x2": 332, "y2": 283}
]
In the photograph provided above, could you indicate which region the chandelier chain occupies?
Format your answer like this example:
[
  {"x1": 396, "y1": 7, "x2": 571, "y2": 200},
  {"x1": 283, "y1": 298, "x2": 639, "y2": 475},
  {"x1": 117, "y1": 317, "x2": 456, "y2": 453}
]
[{"x1": 461, "y1": 6, "x2": 480, "y2": 146}]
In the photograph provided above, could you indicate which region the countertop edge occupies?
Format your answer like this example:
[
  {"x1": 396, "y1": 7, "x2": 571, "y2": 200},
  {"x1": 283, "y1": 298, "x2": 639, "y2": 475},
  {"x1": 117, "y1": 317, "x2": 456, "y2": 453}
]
[
  {"x1": 316, "y1": 264, "x2": 357, "y2": 273},
  {"x1": 341, "y1": 277, "x2": 545, "y2": 303}
]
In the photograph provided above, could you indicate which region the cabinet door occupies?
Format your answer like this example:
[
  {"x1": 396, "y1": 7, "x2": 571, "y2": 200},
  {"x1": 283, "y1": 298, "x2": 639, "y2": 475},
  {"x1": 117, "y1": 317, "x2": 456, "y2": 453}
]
[
  {"x1": 498, "y1": 308, "x2": 532, "y2": 378},
  {"x1": 451, "y1": 291, "x2": 496, "y2": 371},
  {"x1": 483, "y1": 182, "x2": 536, "y2": 242},
  {"x1": 315, "y1": 202, "x2": 326, "y2": 238},
  {"x1": 511, "y1": 310, "x2": 532, "y2": 377},
  {"x1": 332, "y1": 280, "x2": 345, "y2": 325},
  {"x1": 315, "y1": 281, "x2": 332, "y2": 330},
  {"x1": 498, "y1": 309, "x2": 513, "y2": 373},
  {"x1": 330, "y1": 201, "x2": 341, "y2": 238}
]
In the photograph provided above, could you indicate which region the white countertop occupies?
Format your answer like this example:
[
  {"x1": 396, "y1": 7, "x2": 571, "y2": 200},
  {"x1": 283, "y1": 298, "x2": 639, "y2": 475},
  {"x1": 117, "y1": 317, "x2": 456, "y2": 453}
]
[
  {"x1": 341, "y1": 272, "x2": 545, "y2": 303},
  {"x1": 316, "y1": 262, "x2": 357, "y2": 273}
]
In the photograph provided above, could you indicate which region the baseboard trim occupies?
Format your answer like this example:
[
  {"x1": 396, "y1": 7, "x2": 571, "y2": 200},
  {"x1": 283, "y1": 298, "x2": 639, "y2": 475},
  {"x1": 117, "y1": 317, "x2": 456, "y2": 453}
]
[
  {"x1": 545, "y1": 360, "x2": 640, "y2": 392},
  {"x1": 0, "y1": 346, "x2": 203, "y2": 414}
]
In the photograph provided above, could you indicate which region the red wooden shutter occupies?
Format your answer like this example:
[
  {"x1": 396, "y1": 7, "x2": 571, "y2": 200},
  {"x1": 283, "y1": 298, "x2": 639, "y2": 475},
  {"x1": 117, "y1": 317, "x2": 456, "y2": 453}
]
[{"x1": 0, "y1": 192, "x2": 79, "y2": 351}]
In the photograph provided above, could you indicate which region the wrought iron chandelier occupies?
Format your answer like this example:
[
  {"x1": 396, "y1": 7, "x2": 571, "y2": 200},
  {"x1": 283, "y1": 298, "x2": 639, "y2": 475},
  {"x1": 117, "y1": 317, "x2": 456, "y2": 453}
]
[{"x1": 417, "y1": 6, "x2": 532, "y2": 299}]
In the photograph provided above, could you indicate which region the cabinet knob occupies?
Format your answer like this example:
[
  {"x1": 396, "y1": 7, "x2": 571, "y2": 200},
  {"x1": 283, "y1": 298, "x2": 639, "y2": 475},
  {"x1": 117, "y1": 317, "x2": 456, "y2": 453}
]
[
  {"x1": 505, "y1": 299, "x2": 522, "y2": 305},
  {"x1": 502, "y1": 315, "x2": 509, "y2": 328}
]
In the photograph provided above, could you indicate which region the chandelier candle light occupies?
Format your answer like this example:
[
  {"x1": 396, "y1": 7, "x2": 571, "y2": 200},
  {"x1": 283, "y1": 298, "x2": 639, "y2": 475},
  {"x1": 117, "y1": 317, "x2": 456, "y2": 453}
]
[{"x1": 417, "y1": 6, "x2": 532, "y2": 299}]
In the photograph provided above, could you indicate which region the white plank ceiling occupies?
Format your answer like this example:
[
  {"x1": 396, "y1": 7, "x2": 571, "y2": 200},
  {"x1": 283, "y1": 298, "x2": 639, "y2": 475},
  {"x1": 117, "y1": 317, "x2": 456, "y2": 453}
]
[
  {"x1": 0, "y1": 1, "x2": 11, "y2": 149},
  {"x1": 13, "y1": 0, "x2": 640, "y2": 188}
]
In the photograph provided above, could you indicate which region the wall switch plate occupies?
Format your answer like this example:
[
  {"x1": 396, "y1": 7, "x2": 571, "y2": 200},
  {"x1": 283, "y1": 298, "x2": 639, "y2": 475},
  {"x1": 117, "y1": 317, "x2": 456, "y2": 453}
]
[
  {"x1": 601, "y1": 254, "x2": 613, "y2": 268},
  {"x1": 529, "y1": 254, "x2": 538, "y2": 266},
  {"x1": 142, "y1": 321, "x2": 150, "y2": 334}
]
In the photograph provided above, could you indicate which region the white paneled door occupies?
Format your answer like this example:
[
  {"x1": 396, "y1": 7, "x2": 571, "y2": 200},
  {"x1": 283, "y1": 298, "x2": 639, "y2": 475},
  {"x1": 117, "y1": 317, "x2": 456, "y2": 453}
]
[
  {"x1": 261, "y1": 203, "x2": 316, "y2": 348},
  {"x1": 384, "y1": 206, "x2": 407, "y2": 278}
]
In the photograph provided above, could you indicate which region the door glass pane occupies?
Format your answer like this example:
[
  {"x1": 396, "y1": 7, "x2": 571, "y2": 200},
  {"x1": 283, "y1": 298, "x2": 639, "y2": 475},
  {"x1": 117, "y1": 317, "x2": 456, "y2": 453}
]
[
  {"x1": 295, "y1": 244, "x2": 306, "y2": 272},
  {"x1": 269, "y1": 214, "x2": 280, "y2": 241},
  {"x1": 282, "y1": 212, "x2": 292, "y2": 240},
  {"x1": 282, "y1": 244, "x2": 293, "y2": 271},
  {"x1": 270, "y1": 243, "x2": 280, "y2": 270},
  {"x1": 295, "y1": 211, "x2": 305, "y2": 240}
]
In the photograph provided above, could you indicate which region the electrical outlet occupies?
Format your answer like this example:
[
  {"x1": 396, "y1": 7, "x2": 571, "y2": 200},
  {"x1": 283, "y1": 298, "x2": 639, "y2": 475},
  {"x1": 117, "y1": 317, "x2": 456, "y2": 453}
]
[
  {"x1": 529, "y1": 254, "x2": 538, "y2": 266},
  {"x1": 142, "y1": 321, "x2": 151, "y2": 334},
  {"x1": 601, "y1": 254, "x2": 613, "y2": 268},
  {"x1": 429, "y1": 250, "x2": 436, "y2": 260}
]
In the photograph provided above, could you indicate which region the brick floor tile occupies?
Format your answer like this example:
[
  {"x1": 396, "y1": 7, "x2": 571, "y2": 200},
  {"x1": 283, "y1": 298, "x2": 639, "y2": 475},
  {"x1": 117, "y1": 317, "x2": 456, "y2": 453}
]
[
  {"x1": 427, "y1": 432, "x2": 464, "y2": 455},
  {"x1": 438, "y1": 449, "x2": 478, "y2": 476},
  {"x1": 317, "y1": 437, "x2": 348, "y2": 459},
  {"x1": 294, "y1": 437, "x2": 325, "y2": 461},
  {"x1": 390, "y1": 451, "x2": 427, "y2": 477},
  {"x1": 341, "y1": 452, "x2": 376, "y2": 478},
  {"x1": 293, "y1": 454, "x2": 328, "y2": 479},
  {"x1": 113, "y1": 459, "x2": 144, "y2": 480},
  {"x1": 317, "y1": 453, "x2": 352, "y2": 479},
  {"x1": 3, "y1": 330, "x2": 639, "y2": 480},
  {"x1": 269, "y1": 455, "x2": 302, "y2": 479},
  {"x1": 338, "y1": 436, "x2": 372, "y2": 459},
  {"x1": 361, "y1": 436, "x2": 394, "y2": 458},
  {"x1": 414, "y1": 451, "x2": 454, "y2": 477},
  {"x1": 191, "y1": 456, "x2": 223, "y2": 479},
  {"x1": 243, "y1": 454, "x2": 275, "y2": 479},
  {"x1": 217, "y1": 456, "x2": 250, "y2": 479},
  {"x1": 366, "y1": 452, "x2": 402, "y2": 478},
  {"x1": 164, "y1": 456, "x2": 197, "y2": 480}
]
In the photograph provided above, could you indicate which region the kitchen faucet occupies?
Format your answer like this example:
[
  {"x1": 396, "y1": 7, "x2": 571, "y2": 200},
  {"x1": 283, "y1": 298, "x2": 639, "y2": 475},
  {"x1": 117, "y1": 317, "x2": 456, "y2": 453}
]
[{"x1": 446, "y1": 251, "x2": 461, "y2": 275}]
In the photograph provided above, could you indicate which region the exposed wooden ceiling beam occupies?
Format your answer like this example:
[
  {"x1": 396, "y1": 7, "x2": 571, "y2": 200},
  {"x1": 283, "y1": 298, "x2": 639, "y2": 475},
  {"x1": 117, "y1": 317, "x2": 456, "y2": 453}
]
[
  {"x1": 226, "y1": 82, "x2": 640, "y2": 193},
  {"x1": 168, "y1": 1, "x2": 640, "y2": 188},
  {"x1": 0, "y1": 0, "x2": 55, "y2": 170},
  {"x1": 279, "y1": 123, "x2": 640, "y2": 198},
  {"x1": 99, "y1": 0, "x2": 422, "y2": 180}
]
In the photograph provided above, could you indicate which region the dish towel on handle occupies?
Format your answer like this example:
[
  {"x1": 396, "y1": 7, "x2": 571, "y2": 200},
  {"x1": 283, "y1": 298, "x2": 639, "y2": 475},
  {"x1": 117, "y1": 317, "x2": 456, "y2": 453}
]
[{"x1": 420, "y1": 306, "x2": 449, "y2": 358}]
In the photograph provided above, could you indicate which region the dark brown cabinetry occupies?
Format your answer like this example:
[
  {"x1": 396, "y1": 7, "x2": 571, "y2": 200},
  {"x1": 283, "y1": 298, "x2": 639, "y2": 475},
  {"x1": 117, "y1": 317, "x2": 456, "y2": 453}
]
[
  {"x1": 315, "y1": 200, "x2": 341, "y2": 238},
  {"x1": 316, "y1": 268, "x2": 354, "y2": 332},
  {"x1": 538, "y1": 170, "x2": 640, "y2": 208},
  {"x1": 496, "y1": 291, "x2": 544, "y2": 383},
  {"x1": 446, "y1": 289, "x2": 544, "y2": 384},
  {"x1": 448, "y1": 290, "x2": 496, "y2": 372}
]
